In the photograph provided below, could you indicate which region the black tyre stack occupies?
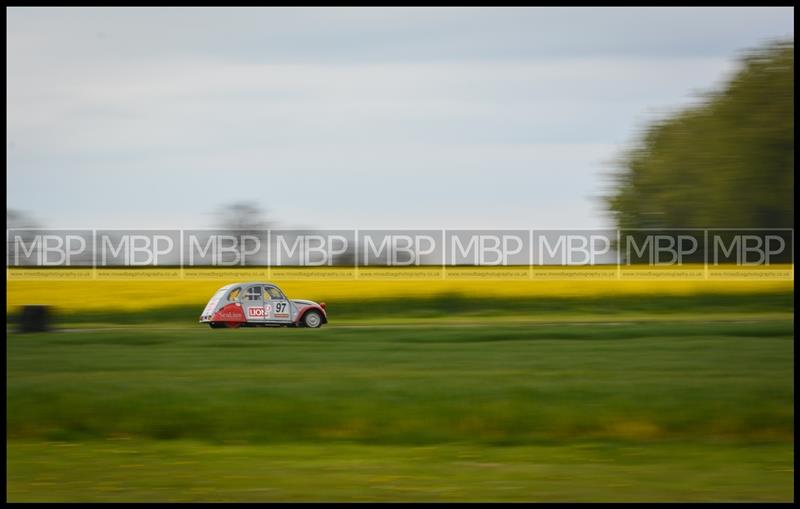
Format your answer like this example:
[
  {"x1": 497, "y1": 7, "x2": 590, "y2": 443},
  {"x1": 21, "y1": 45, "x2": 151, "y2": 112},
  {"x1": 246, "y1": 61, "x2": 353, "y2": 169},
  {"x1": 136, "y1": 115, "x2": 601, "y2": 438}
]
[{"x1": 18, "y1": 305, "x2": 52, "y2": 333}]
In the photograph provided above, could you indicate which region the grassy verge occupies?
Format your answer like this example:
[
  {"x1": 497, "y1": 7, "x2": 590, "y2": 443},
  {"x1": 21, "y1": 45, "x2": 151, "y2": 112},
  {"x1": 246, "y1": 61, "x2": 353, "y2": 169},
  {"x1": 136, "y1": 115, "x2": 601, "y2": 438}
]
[
  {"x1": 7, "y1": 440, "x2": 793, "y2": 502},
  {"x1": 8, "y1": 322, "x2": 793, "y2": 444},
  {"x1": 7, "y1": 307, "x2": 793, "y2": 501}
]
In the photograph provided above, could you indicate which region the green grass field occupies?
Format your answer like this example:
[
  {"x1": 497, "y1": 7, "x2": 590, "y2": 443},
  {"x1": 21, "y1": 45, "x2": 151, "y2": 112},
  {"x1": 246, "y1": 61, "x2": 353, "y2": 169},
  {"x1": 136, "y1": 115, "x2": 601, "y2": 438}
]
[
  {"x1": 8, "y1": 440, "x2": 792, "y2": 502},
  {"x1": 6, "y1": 293, "x2": 794, "y2": 501}
]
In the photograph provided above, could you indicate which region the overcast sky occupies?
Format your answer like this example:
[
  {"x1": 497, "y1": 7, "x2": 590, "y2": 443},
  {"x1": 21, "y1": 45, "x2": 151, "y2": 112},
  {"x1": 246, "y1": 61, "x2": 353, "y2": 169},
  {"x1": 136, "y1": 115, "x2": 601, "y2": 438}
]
[{"x1": 6, "y1": 7, "x2": 794, "y2": 229}]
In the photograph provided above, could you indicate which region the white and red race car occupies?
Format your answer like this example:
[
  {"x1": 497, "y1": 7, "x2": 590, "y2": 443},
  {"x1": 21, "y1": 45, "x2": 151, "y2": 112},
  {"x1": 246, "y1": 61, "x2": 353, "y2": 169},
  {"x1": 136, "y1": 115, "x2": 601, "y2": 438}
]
[{"x1": 199, "y1": 282, "x2": 327, "y2": 329}]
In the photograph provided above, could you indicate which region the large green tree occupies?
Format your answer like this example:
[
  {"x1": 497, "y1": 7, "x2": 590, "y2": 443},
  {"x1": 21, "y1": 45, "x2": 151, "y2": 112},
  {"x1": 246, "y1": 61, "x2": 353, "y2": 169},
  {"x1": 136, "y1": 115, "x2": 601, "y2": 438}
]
[{"x1": 606, "y1": 40, "x2": 793, "y2": 229}]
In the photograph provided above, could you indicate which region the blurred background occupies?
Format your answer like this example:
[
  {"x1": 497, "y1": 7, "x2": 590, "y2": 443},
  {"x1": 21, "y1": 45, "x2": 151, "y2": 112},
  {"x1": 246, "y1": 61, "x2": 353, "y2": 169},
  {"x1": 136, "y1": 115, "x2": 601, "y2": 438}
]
[
  {"x1": 6, "y1": 7, "x2": 794, "y2": 232},
  {"x1": 6, "y1": 7, "x2": 794, "y2": 502}
]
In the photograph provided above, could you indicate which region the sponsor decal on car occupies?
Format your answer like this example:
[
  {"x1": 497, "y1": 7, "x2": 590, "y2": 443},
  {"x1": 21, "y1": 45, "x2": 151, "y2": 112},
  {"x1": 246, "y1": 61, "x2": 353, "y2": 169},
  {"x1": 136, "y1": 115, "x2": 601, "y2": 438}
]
[{"x1": 248, "y1": 307, "x2": 266, "y2": 318}]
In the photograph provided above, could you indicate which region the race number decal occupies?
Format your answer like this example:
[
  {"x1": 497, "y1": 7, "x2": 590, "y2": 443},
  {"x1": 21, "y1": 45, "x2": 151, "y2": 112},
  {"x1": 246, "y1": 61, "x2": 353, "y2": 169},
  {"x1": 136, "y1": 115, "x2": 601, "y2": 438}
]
[{"x1": 274, "y1": 302, "x2": 289, "y2": 318}]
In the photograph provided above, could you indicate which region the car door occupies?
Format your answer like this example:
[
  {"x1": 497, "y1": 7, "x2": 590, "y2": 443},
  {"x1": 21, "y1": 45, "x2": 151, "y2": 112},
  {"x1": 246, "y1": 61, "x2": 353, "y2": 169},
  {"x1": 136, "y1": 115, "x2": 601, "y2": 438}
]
[
  {"x1": 241, "y1": 285, "x2": 266, "y2": 322},
  {"x1": 264, "y1": 285, "x2": 291, "y2": 323}
]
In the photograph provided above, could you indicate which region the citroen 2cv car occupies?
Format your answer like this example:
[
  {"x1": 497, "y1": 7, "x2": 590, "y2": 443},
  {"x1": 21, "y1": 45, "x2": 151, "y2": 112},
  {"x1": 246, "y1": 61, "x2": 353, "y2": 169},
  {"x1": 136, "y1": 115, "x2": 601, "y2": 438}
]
[{"x1": 199, "y1": 282, "x2": 327, "y2": 328}]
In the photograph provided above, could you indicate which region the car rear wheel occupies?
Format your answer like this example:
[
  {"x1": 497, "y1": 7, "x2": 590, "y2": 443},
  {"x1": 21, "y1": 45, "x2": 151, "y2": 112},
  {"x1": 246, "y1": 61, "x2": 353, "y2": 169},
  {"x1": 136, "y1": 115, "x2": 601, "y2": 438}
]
[{"x1": 303, "y1": 310, "x2": 323, "y2": 328}]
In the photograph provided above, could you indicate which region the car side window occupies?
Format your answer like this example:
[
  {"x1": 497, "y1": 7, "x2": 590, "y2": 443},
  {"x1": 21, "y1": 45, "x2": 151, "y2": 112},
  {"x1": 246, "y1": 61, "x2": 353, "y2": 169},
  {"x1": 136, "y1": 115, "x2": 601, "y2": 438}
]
[
  {"x1": 227, "y1": 287, "x2": 241, "y2": 301},
  {"x1": 243, "y1": 286, "x2": 262, "y2": 301},
  {"x1": 265, "y1": 286, "x2": 283, "y2": 300}
]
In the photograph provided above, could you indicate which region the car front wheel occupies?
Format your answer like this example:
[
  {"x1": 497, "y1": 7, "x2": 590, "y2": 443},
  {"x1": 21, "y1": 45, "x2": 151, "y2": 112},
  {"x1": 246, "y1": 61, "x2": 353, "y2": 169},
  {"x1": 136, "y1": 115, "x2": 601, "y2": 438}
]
[{"x1": 302, "y1": 310, "x2": 323, "y2": 328}]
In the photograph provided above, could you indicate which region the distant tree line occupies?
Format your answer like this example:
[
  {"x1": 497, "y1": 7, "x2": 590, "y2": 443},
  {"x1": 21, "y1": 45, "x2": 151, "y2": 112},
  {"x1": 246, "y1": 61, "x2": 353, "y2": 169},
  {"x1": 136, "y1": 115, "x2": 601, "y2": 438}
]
[{"x1": 606, "y1": 40, "x2": 793, "y2": 229}]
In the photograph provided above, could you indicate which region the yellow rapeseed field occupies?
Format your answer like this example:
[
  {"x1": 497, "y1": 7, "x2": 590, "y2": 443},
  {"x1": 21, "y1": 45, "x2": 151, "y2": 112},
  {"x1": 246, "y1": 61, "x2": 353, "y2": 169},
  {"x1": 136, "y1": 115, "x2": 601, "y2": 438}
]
[{"x1": 5, "y1": 265, "x2": 793, "y2": 313}]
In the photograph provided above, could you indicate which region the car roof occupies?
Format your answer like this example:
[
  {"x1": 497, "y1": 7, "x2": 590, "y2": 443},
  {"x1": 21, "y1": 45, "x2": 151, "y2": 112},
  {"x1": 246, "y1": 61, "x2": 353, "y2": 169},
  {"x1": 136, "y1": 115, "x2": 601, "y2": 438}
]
[{"x1": 222, "y1": 282, "x2": 278, "y2": 288}]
